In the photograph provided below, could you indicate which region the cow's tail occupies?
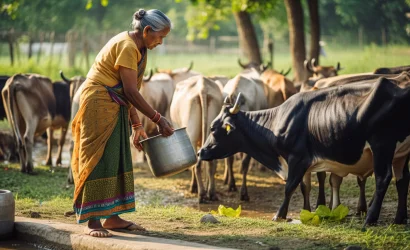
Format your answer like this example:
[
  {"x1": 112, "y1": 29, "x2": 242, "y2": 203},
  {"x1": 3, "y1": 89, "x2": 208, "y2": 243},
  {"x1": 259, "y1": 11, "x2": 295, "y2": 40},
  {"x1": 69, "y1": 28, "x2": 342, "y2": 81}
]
[
  {"x1": 199, "y1": 77, "x2": 208, "y2": 146},
  {"x1": 6, "y1": 78, "x2": 24, "y2": 148}
]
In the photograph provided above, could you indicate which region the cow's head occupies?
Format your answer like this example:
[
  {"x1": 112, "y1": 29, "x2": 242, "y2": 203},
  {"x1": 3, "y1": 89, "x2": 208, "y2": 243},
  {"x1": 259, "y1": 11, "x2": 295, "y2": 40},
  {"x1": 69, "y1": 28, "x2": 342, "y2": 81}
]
[
  {"x1": 155, "y1": 61, "x2": 197, "y2": 84},
  {"x1": 238, "y1": 59, "x2": 270, "y2": 74},
  {"x1": 60, "y1": 70, "x2": 85, "y2": 101},
  {"x1": 199, "y1": 93, "x2": 246, "y2": 160},
  {"x1": 304, "y1": 58, "x2": 342, "y2": 79}
]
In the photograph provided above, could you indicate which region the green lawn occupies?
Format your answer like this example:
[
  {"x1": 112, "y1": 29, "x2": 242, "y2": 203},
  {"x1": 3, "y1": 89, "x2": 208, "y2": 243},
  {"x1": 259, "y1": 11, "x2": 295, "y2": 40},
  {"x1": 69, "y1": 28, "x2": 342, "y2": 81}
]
[
  {"x1": 1, "y1": 163, "x2": 409, "y2": 250},
  {"x1": 0, "y1": 44, "x2": 408, "y2": 80}
]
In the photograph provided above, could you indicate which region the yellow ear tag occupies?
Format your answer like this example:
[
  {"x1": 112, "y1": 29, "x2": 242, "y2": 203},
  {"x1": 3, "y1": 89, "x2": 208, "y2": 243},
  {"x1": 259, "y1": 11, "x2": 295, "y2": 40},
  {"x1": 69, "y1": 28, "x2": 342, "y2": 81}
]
[{"x1": 226, "y1": 124, "x2": 231, "y2": 132}]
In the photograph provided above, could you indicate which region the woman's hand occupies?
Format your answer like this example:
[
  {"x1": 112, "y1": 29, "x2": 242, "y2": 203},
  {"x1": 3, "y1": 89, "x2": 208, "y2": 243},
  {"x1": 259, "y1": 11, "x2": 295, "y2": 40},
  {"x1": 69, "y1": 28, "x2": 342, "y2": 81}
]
[
  {"x1": 156, "y1": 117, "x2": 174, "y2": 137},
  {"x1": 132, "y1": 126, "x2": 148, "y2": 151}
]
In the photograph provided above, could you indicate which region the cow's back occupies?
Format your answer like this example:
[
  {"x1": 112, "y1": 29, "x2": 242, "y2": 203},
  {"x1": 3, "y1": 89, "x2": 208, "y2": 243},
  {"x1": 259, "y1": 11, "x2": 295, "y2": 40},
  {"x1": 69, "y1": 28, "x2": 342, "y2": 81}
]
[
  {"x1": 3, "y1": 74, "x2": 56, "y2": 120},
  {"x1": 171, "y1": 75, "x2": 223, "y2": 147},
  {"x1": 261, "y1": 70, "x2": 297, "y2": 108},
  {"x1": 223, "y1": 75, "x2": 268, "y2": 111}
]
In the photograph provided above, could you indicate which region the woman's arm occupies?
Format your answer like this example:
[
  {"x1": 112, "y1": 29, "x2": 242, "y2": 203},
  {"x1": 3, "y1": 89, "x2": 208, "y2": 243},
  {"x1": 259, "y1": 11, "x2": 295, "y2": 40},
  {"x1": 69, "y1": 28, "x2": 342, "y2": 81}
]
[
  {"x1": 129, "y1": 107, "x2": 141, "y2": 125},
  {"x1": 120, "y1": 66, "x2": 156, "y2": 119},
  {"x1": 120, "y1": 66, "x2": 174, "y2": 136}
]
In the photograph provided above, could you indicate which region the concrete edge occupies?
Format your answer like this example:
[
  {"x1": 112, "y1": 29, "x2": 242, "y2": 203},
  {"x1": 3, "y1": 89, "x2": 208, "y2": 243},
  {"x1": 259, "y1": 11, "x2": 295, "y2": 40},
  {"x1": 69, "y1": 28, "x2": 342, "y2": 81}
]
[{"x1": 13, "y1": 217, "x2": 237, "y2": 250}]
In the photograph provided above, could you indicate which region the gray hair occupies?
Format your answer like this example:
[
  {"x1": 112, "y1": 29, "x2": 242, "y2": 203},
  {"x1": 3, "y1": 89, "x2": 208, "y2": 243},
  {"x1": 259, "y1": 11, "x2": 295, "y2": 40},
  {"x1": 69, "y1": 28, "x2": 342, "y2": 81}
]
[{"x1": 131, "y1": 9, "x2": 172, "y2": 32}]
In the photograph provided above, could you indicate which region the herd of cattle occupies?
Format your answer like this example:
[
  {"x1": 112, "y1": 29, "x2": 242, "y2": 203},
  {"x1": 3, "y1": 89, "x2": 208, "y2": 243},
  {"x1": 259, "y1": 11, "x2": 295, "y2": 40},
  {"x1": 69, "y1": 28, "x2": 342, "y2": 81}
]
[{"x1": 1, "y1": 60, "x2": 410, "y2": 226}]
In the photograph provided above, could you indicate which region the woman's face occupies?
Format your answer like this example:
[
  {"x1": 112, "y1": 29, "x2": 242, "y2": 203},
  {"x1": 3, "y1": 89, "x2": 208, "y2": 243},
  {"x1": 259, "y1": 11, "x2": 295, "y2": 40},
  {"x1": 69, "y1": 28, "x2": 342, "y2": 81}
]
[{"x1": 143, "y1": 26, "x2": 170, "y2": 50}]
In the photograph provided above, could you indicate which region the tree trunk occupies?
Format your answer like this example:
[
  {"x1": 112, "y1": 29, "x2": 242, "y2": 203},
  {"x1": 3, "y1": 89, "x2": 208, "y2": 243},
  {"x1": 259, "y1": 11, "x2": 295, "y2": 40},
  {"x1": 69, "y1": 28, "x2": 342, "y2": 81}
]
[
  {"x1": 285, "y1": 0, "x2": 306, "y2": 83},
  {"x1": 233, "y1": 11, "x2": 262, "y2": 64},
  {"x1": 28, "y1": 32, "x2": 33, "y2": 59},
  {"x1": 308, "y1": 0, "x2": 320, "y2": 65},
  {"x1": 8, "y1": 29, "x2": 14, "y2": 66}
]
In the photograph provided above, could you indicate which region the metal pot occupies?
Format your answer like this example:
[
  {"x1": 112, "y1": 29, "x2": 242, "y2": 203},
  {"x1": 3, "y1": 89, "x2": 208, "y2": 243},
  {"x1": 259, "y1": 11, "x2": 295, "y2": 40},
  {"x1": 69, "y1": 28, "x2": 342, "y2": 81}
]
[
  {"x1": 141, "y1": 127, "x2": 197, "y2": 177},
  {"x1": 0, "y1": 190, "x2": 15, "y2": 239}
]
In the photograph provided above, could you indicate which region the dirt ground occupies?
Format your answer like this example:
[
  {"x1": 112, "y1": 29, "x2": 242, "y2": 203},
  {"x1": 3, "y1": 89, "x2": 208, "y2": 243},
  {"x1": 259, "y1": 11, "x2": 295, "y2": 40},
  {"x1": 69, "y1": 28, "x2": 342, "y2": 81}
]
[{"x1": 132, "y1": 155, "x2": 404, "y2": 225}]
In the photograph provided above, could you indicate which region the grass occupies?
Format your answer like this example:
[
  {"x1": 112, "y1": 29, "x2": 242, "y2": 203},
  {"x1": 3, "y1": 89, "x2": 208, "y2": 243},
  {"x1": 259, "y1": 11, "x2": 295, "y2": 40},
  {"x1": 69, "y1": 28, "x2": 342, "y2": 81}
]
[
  {"x1": 1, "y1": 162, "x2": 409, "y2": 250},
  {"x1": 0, "y1": 44, "x2": 409, "y2": 81}
]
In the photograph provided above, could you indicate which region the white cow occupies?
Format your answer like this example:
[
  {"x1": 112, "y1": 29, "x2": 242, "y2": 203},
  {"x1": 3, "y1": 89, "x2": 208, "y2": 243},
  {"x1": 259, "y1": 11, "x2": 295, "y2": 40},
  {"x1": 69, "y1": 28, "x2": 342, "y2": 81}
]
[{"x1": 170, "y1": 75, "x2": 223, "y2": 202}]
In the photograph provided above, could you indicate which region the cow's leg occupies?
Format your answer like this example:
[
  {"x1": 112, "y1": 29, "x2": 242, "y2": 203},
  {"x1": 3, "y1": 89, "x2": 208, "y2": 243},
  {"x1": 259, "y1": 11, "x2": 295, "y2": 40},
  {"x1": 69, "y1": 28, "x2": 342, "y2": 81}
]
[
  {"x1": 56, "y1": 126, "x2": 68, "y2": 166},
  {"x1": 17, "y1": 141, "x2": 26, "y2": 173},
  {"x1": 356, "y1": 177, "x2": 368, "y2": 215},
  {"x1": 45, "y1": 127, "x2": 53, "y2": 166},
  {"x1": 194, "y1": 160, "x2": 207, "y2": 203},
  {"x1": 206, "y1": 160, "x2": 218, "y2": 201},
  {"x1": 225, "y1": 156, "x2": 237, "y2": 192},
  {"x1": 300, "y1": 173, "x2": 311, "y2": 211},
  {"x1": 393, "y1": 155, "x2": 409, "y2": 224},
  {"x1": 23, "y1": 125, "x2": 36, "y2": 174},
  {"x1": 364, "y1": 144, "x2": 394, "y2": 226},
  {"x1": 316, "y1": 172, "x2": 326, "y2": 207},
  {"x1": 240, "y1": 154, "x2": 251, "y2": 201},
  {"x1": 67, "y1": 139, "x2": 74, "y2": 184},
  {"x1": 329, "y1": 173, "x2": 343, "y2": 210},
  {"x1": 274, "y1": 156, "x2": 309, "y2": 221},
  {"x1": 189, "y1": 166, "x2": 198, "y2": 194}
]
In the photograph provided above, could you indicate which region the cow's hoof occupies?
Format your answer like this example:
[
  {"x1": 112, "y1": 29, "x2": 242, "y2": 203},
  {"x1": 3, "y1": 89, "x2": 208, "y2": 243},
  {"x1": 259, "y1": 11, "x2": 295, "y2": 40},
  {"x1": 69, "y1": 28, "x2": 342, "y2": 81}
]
[
  {"x1": 240, "y1": 194, "x2": 250, "y2": 201},
  {"x1": 190, "y1": 186, "x2": 198, "y2": 194},
  {"x1": 393, "y1": 216, "x2": 408, "y2": 225},
  {"x1": 272, "y1": 216, "x2": 288, "y2": 222},
  {"x1": 364, "y1": 219, "x2": 378, "y2": 227},
  {"x1": 228, "y1": 185, "x2": 237, "y2": 192},
  {"x1": 45, "y1": 160, "x2": 52, "y2": 166},
  {"x1": 208, "y1": 194, "x2": 218, "y2": 201},
  {"x1": 198, "y1": 196, "x2": 209, "y2": 204},
  {"x1": 355, "y1": 210, "x2": 367, "y2": 216}
]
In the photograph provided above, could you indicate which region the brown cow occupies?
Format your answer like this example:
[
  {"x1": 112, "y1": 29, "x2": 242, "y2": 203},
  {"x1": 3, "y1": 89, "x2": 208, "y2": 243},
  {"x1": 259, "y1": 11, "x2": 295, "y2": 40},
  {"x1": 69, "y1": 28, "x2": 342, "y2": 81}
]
[
  {"x1": 305, "y1": 58, "x2": 342, "y2": 78},
  {"x1": 2, "y1": 74, "x2": 57, "y2": 173},
  {"x1": 260, "y1": 69, "x2": 298, "y2": 108}
]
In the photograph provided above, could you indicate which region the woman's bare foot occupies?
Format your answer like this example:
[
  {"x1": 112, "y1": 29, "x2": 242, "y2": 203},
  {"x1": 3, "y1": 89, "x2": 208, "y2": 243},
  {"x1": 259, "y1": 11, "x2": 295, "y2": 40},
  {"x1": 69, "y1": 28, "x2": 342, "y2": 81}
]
[
  {"x1": 85, "y1": 219, "x2": 113, "y2": 237},
  {"x1": 102, "y1": 215, "x2": 146, "y2": 231}
]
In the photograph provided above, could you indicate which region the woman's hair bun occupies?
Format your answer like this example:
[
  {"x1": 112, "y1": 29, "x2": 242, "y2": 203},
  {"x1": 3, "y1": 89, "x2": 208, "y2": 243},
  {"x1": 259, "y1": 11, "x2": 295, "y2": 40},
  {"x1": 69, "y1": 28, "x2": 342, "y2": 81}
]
[{"x1": 134, "y1": 9, "x2": 146, "y2": 20}]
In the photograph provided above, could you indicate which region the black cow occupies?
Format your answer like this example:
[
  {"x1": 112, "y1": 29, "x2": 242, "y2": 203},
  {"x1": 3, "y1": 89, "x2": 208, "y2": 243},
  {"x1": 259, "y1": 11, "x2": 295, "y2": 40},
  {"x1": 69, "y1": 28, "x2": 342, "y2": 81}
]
[
  {"x1": 0, "y1": 76, "x2": 10, "y2": 120},
  {"x1": 199, "y1": 78, "x2": 410, "y2": 226},
  {"x1": 373, "y1": 65, "x2": 410, "y2": 75}
]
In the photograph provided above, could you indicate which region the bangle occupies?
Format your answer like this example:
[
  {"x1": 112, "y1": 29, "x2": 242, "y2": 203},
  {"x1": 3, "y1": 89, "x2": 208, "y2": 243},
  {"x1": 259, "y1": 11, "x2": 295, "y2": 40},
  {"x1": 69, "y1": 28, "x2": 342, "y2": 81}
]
[
  {"x1": 149, "y1": 110, "x2": 158, "y2": 120},
  {"x1": 150, "y1": 111, "x2": 161, "y2": 124},
  {"x1": 152, "y1": 113, "x2": 161, "y2": 124},
  {"x1": 132, "y1": 122, "x2": 143, "y2": 128}
]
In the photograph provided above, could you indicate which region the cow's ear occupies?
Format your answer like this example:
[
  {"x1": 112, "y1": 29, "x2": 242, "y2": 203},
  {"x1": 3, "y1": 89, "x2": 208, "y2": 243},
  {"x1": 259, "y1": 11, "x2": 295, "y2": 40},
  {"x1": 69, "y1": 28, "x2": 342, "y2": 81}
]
[{"x1": 223, "y1": 119, "x2": 236, "y2": 135}]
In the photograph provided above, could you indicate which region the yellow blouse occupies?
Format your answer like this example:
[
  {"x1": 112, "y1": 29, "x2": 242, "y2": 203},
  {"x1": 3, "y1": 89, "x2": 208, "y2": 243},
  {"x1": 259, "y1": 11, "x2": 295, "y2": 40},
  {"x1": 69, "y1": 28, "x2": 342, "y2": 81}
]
[{"x1": 87, "y1": 31, "x2": 141, "y2": 87}]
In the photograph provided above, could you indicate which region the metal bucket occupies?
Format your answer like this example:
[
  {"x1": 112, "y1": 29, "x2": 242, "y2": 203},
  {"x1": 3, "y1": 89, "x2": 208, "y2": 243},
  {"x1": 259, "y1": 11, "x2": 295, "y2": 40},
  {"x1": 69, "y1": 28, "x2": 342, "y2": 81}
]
[
  {"x1": 140, "y1": 127, "x2": 197, "y2": 177},
  {"x1": 0, "y1": 190, "x2": 15, "y2": 239}
]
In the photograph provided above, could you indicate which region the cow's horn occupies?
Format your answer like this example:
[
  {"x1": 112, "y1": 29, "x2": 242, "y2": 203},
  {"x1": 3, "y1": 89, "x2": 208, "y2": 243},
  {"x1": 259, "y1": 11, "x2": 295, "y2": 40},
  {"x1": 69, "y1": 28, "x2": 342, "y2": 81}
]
[
  {"x1": 60, "y1": 70, "x2": 70, "y2": 83},
  {"x1": 185, "y1": 61, "x2": 194, "y2": 72},
  {"x1": 282, "y1": 67, "x2": 291, "y2": 76},
  {"x1": 229, "y1": 93, "x2": 242, "y2": 114},
  {"x1": 143, "y1": 69, "x2": 153, "y2": 82},
  {"x1": 237, "y1": 58, "x2": 246, "y2": 69},
  {"x1": 336, "y1": 62, "x2": 341, "y2": 71},
  {"x1": 304, "y1": 60, "x2": 313, "y2": 73},
  {"x1": 223, "y1": 96, "x2": 232, "y2": 105},
  {"x1": 311, "y1": 58, "x2": 318, "y2": 72}
]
